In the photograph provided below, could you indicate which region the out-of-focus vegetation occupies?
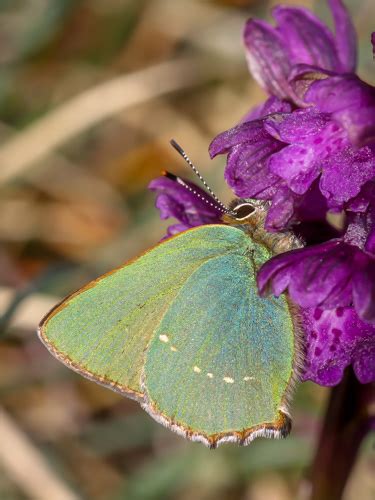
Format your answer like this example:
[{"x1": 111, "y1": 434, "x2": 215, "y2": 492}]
[{"x1": 0, "y1": 1, "x2": 373, "y2": 499}]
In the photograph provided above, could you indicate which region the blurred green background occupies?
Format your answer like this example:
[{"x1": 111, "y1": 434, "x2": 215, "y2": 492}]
[{"x1": 0, "y1": 1, "x2": 373, "y2": 499}]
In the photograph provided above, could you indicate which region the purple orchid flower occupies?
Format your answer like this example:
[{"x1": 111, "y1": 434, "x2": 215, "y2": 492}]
[
  {"x1": 150, "y1": 0, "x2": 375, "y2": 386},
  {"x1": 209, "y1": 0, "x2": 375, "y2": 232}
]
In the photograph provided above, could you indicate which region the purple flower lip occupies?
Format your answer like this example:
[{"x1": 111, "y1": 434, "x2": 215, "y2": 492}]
[
  {"x1": 301, "y1": 306, "x2": 375, "y2": 386},
  {"x1": 265, "y1": 109, "x2": 375, "y2": 204},
  {"x1": 305, "y1": 74, "x2": 375, "y2": 147},
  {"x1": 257, "y1": 239, "x2": 375, "y2": 324}
]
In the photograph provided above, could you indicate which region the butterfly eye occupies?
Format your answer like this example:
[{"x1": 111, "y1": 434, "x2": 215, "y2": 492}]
[{"x1": 232, "y1": 203, "x2": 255, "y2": 221}]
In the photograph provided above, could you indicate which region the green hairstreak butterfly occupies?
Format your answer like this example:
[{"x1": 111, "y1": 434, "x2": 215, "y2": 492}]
[{"x1": 38, "y1": 142, "x2": 302, "y2": 448}]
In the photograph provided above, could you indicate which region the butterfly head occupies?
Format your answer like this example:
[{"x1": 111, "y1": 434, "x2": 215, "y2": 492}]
[{"x1": 223, "y1": 199, "x2": 269, "y2": 229}]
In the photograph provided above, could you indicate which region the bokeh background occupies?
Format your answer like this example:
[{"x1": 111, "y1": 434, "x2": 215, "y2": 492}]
[{"x1": 0, "y1": 1, "x2": 374, "y2": 499}]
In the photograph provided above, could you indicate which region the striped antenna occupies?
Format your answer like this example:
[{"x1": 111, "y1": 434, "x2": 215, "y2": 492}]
[
  {"x1": 170, "y1": 139, "x2": 230, "y2": 214},
  {"x1": 163, "y1": 171, "x2": 227, "y2": 214}
]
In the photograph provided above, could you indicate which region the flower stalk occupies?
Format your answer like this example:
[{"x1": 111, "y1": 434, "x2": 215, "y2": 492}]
[{"x1": 308, "y1": 368, "x2": 374, "y2": 500}]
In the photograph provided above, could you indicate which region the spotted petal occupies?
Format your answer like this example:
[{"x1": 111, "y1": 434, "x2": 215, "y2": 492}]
[{"x1": 301, "y1": 306, "x2": 375, "y2": 385}]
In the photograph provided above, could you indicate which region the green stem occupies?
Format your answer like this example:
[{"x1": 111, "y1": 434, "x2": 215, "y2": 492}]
[{"x1": 309, "y1": 368, "x2": 374, "y2": 500}]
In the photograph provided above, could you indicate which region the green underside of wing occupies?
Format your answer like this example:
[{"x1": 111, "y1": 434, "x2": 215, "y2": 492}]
[
  {"x1": 144, "y1": 250, "x2": 294, "y2": 436},
  {"x1": 40, "y1": 225, "x2": 253, "y2": 396}
]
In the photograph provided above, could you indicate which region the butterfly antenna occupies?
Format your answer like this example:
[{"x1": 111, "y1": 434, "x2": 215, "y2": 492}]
[{"x1": 170, "y1": 139, "x2": 230, "y2": 214}]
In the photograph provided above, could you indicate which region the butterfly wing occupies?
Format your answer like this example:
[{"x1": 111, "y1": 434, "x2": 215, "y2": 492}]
[
  {"x1": 39, "y1": 224, "x2": 298, "y2": 446},
  {"x1": 143, "y1": 246, "x2": 297, "y2": 447}
]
